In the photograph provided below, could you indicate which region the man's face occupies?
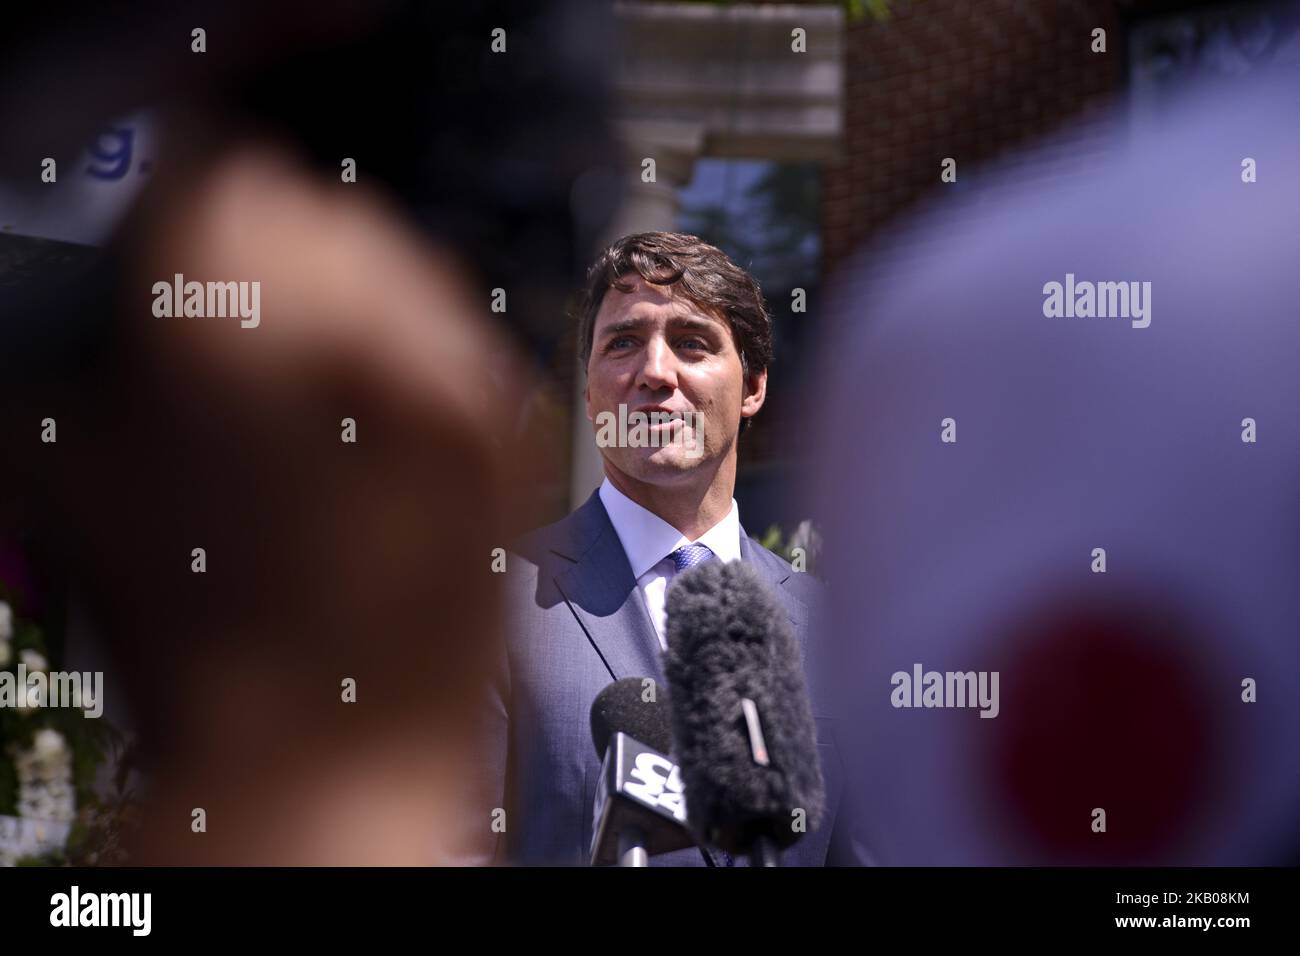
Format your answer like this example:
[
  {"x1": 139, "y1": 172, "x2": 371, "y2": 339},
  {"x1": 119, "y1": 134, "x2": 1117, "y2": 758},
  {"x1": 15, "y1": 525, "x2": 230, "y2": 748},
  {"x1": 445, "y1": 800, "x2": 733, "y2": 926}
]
[{"x1": 584, "y1": 276, "x2": 766, "y2": 486}]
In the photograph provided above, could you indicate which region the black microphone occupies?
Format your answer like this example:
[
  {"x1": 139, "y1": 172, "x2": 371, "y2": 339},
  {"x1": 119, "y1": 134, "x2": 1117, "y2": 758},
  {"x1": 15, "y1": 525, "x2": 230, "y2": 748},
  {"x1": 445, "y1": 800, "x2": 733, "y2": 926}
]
[
  {"x1": 664, "y1": 560, "x2": 825, "y2": 866},
  {"x1": 590, "y1": 676, "x2": 674, "y2": 759},
  {"x1": 588, "y1": 678, "x2": 694, "y2": 866}
]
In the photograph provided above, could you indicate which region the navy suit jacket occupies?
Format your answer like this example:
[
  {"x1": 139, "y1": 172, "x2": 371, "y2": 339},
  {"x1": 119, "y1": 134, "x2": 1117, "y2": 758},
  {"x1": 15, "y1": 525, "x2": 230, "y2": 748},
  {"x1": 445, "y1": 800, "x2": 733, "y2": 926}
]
[{"x1": 475, "y1": 490, "x2": 868, "y2": 866}]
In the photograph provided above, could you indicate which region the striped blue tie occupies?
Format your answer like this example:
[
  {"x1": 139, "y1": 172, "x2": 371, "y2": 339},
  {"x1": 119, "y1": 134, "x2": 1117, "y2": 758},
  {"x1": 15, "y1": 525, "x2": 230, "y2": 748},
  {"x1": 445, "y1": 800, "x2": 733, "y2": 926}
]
[{"x1": 669, "y1": 542, "x2": 733, "y2": 866}]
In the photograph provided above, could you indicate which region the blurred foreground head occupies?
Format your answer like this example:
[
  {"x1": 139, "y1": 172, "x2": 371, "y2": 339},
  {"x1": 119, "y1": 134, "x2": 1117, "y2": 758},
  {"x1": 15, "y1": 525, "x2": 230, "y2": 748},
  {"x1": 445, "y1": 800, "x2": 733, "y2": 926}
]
[
  {"x1": 0, "y1": 0, "x2": 618, "y2": 862},
  {"x1": 813, "y1": 66, "x2": 1300, "y2": 865}
]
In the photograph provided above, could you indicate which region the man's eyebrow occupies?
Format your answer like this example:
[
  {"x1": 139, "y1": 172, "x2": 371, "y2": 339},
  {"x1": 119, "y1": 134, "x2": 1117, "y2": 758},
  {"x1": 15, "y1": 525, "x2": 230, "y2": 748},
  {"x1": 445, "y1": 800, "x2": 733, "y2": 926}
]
[
  {"x1": 599, "y1": 316, "x2": 653, "y2": 337},
  {"x1": 598, "y1": 314, "x2": 724, "y2": 337},
  {"x1": 666, "y1": 316, "x2": 724, "y2": 333}
]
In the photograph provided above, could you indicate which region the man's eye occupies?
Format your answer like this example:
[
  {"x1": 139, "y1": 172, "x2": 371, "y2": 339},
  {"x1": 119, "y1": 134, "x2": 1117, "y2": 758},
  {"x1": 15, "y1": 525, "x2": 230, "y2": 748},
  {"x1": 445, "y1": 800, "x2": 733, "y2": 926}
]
[
  {"x1": 606, "y1": 336, "x2": 635, "y2": 351},
  {"x1": 679, "y1": 338, "x2": 708, "y2": 351}
]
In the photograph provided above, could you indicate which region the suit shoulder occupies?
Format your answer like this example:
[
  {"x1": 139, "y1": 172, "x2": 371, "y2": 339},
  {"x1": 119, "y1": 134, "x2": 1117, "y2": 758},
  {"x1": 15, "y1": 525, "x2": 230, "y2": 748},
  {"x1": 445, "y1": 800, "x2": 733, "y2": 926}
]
[
  {"x1": 496, "y1": 525, "x2": 565, "y2": 643},
  {"x1": 506, "y1": 509, "x2": 579, "y2": 568},
  {"x1": 746, "y1": 536, "x2": 826, "y2": 602},
  {"x1": 743, "y1": 532, "x2": 819, "y2": 580}
]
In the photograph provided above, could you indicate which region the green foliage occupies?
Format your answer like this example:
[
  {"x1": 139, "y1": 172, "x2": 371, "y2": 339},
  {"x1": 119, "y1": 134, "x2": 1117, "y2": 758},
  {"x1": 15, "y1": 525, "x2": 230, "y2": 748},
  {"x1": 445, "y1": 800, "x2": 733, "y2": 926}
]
[
  {"x1": 853, "y1": 0, "x2": 900, "y2": 20},
  {"x1": 758, "y1": 519, "x2": 823, "y2": 575}
]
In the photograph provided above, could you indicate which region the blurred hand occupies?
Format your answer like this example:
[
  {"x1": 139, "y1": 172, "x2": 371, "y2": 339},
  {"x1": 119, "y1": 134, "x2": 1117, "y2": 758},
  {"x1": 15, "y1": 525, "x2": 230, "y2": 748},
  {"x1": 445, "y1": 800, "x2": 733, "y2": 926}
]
[{"x1": 8, "y1": 139, "x2": 524, "y2": 863}]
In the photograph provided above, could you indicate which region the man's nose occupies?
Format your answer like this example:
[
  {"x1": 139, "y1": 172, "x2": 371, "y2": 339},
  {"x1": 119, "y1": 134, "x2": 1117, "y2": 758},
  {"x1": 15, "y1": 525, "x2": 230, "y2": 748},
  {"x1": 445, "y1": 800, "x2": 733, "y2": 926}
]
[{"x1": 635, "y1": 337, "x2": 677, "y2": 392}]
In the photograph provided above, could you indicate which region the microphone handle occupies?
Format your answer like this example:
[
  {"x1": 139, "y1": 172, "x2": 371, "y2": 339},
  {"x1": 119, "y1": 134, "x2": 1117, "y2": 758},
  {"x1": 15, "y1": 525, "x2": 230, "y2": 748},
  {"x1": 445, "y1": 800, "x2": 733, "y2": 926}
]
[{"x1": 618, "y1": 826, "x2": 649, "y2": 867}]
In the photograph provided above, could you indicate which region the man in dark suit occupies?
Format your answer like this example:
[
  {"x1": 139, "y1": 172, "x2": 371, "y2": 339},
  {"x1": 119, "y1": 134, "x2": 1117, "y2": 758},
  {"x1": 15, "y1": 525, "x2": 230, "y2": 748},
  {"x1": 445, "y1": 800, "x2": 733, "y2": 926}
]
[{"x1": 473, "y1": 231, "x2": 869, "y2": 866}]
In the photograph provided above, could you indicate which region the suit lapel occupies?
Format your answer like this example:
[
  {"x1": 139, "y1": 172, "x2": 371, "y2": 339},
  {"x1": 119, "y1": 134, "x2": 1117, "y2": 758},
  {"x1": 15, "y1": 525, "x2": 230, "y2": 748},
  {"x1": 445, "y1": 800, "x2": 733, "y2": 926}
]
[{"x1": 552, "y1": 492, "x2": 666, "y2": 687}]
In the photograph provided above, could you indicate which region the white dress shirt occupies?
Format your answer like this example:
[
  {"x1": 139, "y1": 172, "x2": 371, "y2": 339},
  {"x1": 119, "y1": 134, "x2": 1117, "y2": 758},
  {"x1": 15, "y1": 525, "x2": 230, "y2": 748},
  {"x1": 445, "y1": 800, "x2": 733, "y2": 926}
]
[{"x1": 598, "y1": 477, "x2": 742, "y2": 651}]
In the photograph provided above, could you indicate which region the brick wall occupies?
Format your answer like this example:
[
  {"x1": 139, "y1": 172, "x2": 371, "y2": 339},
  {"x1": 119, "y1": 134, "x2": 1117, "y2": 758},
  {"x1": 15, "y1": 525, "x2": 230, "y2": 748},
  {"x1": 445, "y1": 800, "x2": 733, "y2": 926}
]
[{"x1": 821, "y1": 0, "x2": 1129, "y2": 277}]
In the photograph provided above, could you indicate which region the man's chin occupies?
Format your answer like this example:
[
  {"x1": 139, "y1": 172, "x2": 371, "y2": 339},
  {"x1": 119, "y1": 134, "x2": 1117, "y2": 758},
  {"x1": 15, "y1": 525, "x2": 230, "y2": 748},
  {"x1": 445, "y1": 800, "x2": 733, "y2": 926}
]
[{"x1": 614, "y1": 448, "x2": 708, "y2": 484}]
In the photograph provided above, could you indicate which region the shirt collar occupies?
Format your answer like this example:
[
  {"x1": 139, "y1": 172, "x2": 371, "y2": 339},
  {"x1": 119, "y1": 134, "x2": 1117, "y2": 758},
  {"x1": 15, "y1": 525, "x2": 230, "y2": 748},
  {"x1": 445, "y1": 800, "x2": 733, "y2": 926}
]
[{"x1": 598, "y1": 477, "x2": 741, "y2": 580}]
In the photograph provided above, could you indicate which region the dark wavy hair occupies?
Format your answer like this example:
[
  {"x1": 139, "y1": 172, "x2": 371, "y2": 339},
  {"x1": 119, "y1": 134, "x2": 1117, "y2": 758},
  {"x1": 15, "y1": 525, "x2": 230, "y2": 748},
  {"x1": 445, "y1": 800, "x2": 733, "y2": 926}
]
[{"x1": 576, "y1": 232, "x2": 774, "y2": 382}]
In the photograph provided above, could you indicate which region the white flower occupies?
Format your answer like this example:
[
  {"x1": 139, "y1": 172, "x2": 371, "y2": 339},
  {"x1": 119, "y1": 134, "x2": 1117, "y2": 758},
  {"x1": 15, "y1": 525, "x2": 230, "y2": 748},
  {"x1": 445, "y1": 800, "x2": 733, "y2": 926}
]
[
  {"x1": 32, "y1": 729, "x2": 68, "y2": 764},
  {"x1": 14, "y1": 650, "x2": 48, "y2": 713},
  {"x1": 11, "y1": 732, "x2": 76, "y2": 826},
  {"x1": 0, "y1": 601, "x2": 11, "y2": 641}
]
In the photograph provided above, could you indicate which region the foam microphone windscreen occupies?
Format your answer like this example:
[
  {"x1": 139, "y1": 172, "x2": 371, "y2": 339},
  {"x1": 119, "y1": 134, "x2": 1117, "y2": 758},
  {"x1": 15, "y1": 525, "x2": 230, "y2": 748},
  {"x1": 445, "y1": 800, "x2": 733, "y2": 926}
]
[
  {"x1": 590, "y1": 676, "x2": 674, "y2": 759},
  {"x1": 664, "y1": 559, "x2": 824, "y2": 853}
]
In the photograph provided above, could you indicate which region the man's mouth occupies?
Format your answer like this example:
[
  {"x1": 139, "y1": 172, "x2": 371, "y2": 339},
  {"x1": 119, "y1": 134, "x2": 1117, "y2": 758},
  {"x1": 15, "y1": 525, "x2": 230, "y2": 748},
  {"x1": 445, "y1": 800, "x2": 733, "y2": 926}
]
[{"x1": 632, "y1": 404, "x2": 690, "y2": 424}]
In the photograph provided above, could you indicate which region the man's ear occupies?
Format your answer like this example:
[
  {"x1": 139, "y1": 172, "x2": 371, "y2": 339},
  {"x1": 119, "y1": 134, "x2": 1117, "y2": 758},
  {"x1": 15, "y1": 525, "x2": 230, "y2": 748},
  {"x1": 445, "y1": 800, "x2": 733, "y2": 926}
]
[
  {"x1": 740, "y1": 367, "x2": 767, "y2": 420},
  {"x1": 583, "y1": 380, "x2": 593, "y2": 422}
]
